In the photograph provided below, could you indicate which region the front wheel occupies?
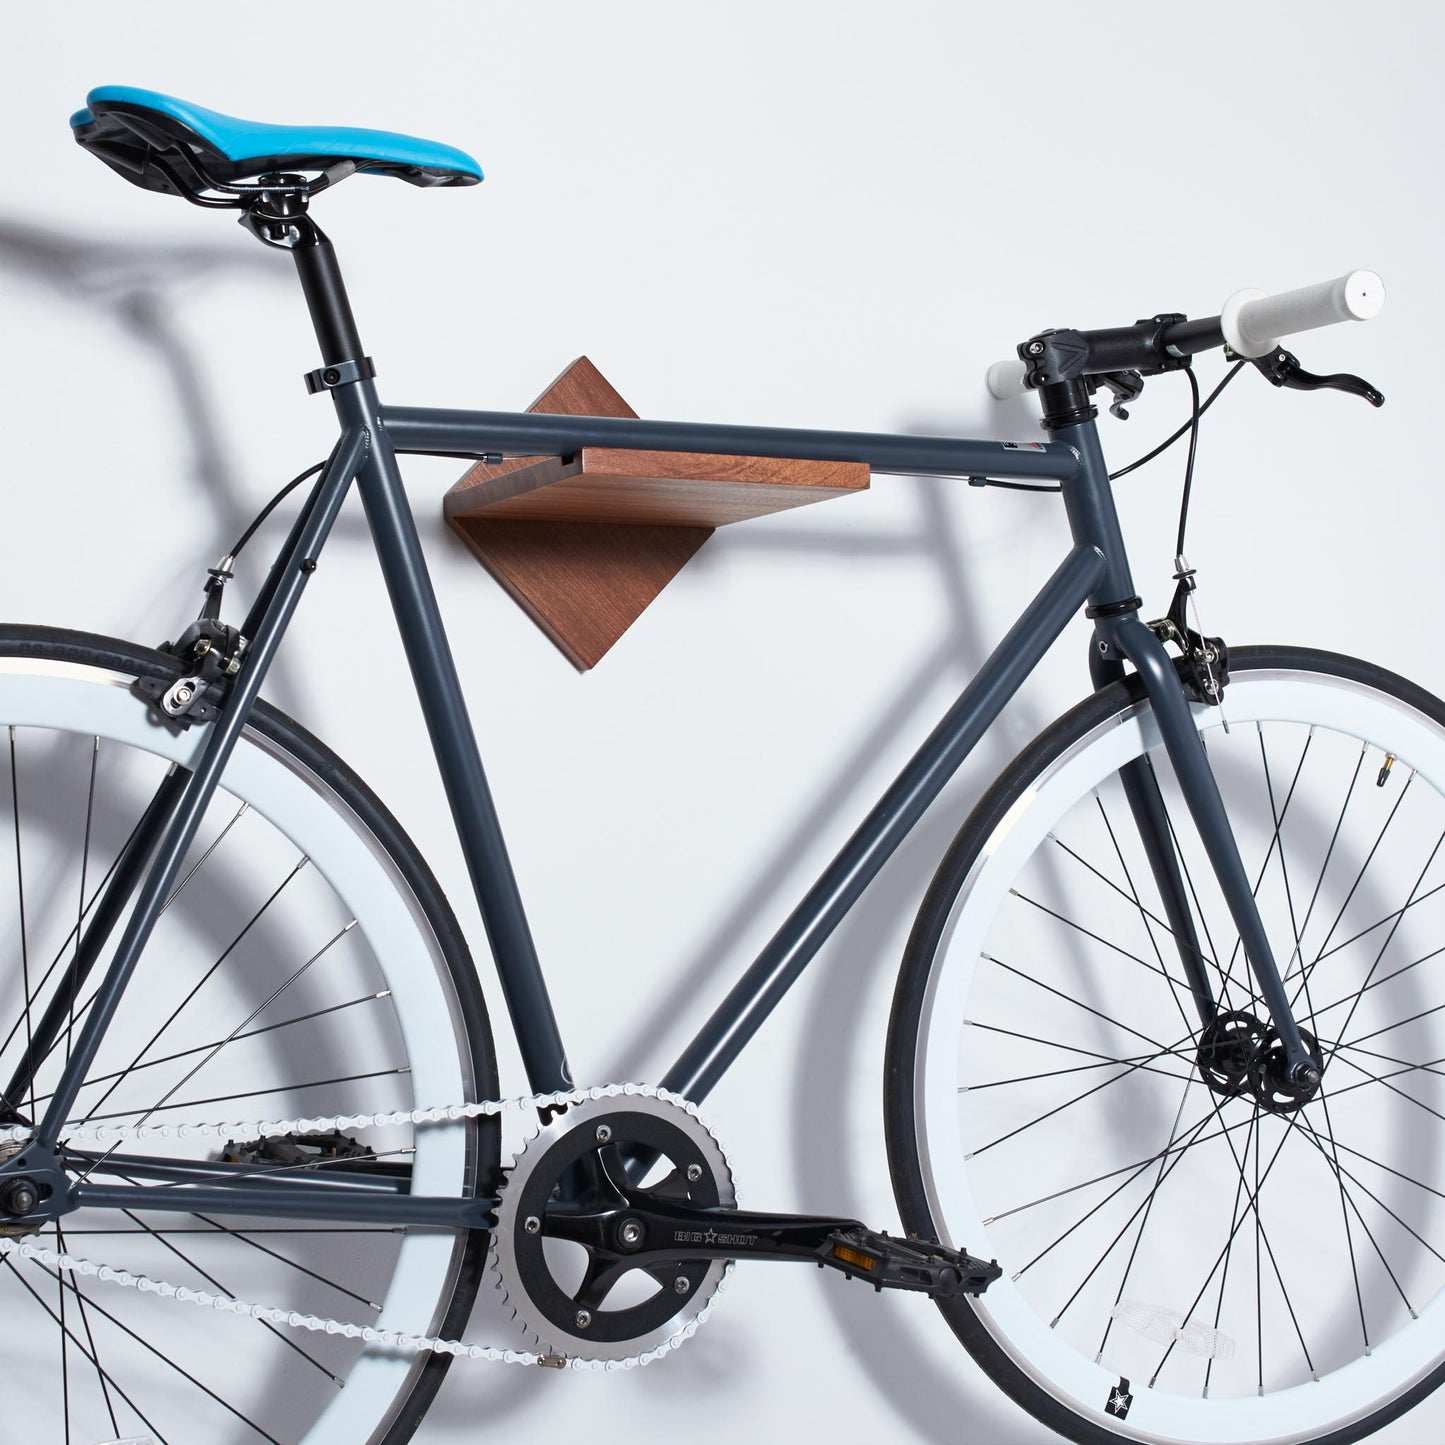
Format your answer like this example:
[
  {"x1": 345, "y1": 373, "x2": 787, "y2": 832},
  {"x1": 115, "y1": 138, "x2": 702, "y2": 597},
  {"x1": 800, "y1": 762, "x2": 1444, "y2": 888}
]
[{"x1": 886, "y1": 647, "x2": 1445, "y2": 1445}]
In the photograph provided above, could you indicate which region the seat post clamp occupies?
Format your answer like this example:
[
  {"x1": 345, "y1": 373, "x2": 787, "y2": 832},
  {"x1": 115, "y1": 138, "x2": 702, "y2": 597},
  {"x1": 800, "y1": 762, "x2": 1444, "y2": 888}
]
[{"x1": 304, "y1": 357, "x2": 377, "y2": 395}]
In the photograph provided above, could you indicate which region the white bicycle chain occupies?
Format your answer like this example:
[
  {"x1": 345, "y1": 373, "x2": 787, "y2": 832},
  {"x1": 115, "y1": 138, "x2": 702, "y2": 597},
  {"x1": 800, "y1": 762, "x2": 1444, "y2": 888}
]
[{"x1": 0, "y1": 1081, "x2": 732, "y2": 1372}]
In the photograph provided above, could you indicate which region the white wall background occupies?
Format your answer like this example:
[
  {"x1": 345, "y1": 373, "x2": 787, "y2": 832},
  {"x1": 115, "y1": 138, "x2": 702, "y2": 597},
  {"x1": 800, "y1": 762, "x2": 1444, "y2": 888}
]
[{"x1": 1, "y1": 2, "x2": 1440, "y2": 1441}]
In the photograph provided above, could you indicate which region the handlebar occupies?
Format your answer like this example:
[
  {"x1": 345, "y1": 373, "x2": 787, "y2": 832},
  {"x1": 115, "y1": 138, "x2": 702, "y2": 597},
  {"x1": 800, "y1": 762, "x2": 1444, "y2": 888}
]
[
  {"x1": 1219, "y1": 270, "x2": 1384, "y2": 357},
  {"x1": 985, "y1": 270, "x2": 1385, "y2": 399}
]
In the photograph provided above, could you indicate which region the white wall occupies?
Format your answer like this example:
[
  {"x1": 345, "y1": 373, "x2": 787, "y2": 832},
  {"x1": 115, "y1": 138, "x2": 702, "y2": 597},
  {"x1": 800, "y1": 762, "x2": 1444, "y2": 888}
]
[{"x1": 1, "y1": 2, "x2": 1440, "y2": 1441}]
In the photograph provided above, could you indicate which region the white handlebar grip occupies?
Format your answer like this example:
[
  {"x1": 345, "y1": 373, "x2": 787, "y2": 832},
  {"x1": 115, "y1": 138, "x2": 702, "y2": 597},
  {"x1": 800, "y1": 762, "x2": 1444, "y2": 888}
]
[
  {"x1": 986, "y1": 357, "x2": 1029, "y2": 400},
  {"x1": 1220, "y1": 270, "x2": 1385, "y2": 358}
]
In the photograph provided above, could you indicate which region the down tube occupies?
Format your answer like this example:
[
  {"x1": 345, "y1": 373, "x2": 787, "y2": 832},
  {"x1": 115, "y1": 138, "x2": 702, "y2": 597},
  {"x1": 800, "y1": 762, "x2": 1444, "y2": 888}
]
[{"x1": 662, "y1": 543, "x2": 1106, "y2": 1104}]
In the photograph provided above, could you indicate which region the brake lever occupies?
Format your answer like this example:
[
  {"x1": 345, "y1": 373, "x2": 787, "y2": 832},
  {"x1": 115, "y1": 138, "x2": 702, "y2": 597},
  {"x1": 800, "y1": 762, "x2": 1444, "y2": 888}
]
[
  {"x1": 1092, "y1": 369, "x2": 1145, "y2": 420},
  {"x1": 1248, "y1": 346, "x2": 1384, "y2": 407}
]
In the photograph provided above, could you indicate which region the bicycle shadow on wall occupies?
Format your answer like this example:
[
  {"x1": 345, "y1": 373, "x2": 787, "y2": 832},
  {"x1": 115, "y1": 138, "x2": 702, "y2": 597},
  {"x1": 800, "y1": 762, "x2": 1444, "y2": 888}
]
[
  {"x1": 568, "y1": 424, "x2": 1057, "y2": 1442},
  {"x1": 0, "y1": 215, "x2": 326, "y2": 723},
  {"x1": 417, "y1": 434, "x2": 1056, "y2": 1435}
]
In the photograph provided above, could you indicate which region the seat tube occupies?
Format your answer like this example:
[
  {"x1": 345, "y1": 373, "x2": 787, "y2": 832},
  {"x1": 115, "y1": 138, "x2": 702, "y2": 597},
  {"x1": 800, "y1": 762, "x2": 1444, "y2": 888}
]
[
  {"x1": 288, "y1": 225, "x2": 574, "y2": 1096},
  {"x1": 333, "y1": 378, "x2": 574, "y2": 1096}
]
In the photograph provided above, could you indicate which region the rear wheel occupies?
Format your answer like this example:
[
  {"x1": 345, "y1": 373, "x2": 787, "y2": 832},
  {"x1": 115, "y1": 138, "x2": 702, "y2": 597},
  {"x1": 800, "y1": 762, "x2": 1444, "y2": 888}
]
[
  {"x1": 887, "y1": 647, "x2": 1445, "y2": 1444},
  {"x1": 0, "y1": 626, "x2": 498, "y2": 1444}
]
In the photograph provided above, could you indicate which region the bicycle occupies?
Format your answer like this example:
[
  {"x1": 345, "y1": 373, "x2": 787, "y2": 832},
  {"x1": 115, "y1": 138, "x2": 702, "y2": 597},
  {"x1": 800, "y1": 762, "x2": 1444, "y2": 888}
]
[{"x1": 0, "y1": 85, "x2": 1428, "y2": 1445}]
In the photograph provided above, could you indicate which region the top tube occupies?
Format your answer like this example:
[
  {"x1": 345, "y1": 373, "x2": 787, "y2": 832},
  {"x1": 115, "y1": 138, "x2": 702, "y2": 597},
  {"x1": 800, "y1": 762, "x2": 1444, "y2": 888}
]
[{"x1": 378, "y1": 405, "x2": 1082, "y2": 484}]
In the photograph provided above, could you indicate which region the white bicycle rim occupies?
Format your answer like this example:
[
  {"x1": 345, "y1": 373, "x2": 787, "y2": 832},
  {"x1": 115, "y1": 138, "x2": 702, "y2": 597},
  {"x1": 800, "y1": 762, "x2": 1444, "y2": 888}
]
[
  {"x1": 0, "y1": 655, "x2": 476, "y2": 1445},
  {"x1": 913, "y1": 666, "x2": 1445, "y2": 1444}
]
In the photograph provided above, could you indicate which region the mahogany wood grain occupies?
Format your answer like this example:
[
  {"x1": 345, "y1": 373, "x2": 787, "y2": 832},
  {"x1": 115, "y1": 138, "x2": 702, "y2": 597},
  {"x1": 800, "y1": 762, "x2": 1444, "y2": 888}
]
[
  {"x1": 443, "y1": 356, "x2": 870, "y2": 669},
  {"x1": 449, "y1": 517, "x2": 711, "y2": 671}
]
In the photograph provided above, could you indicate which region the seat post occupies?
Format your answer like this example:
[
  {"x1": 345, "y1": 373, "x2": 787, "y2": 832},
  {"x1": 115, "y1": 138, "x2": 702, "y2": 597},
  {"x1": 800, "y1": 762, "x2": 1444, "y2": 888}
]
[
  {"x1": 239, "y1": 176, "x2": 365, "y2": 368},
  {"x1": 294, "y1": 232, "x2": 365, "y2": 367}
]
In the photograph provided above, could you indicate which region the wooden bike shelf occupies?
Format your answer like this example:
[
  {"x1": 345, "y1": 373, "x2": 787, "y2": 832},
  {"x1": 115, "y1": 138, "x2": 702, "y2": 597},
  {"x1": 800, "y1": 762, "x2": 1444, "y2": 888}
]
[{"x1": 444, "y1": 358, "x2": 870, "y2": 669}]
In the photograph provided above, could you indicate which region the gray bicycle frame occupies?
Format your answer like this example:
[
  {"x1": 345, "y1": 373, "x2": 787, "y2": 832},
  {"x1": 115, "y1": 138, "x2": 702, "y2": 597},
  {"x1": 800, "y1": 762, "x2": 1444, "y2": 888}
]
[{"x1": 14, "y1": 251, "x2": 1308, "y2": 1233}]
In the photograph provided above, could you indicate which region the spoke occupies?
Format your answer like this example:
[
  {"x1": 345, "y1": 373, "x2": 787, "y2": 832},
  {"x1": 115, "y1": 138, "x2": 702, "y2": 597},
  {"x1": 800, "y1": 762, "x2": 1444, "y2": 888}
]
[
  {"x1": 1015, "y1": 1112, "x2": 1216, "y2": 1282},
  {"x1": 56, "y1": 1220, "x2": 119, "y2": 1438},
  {"x1": 1253, "y1": 1115, "x2": 1263, "y2": 1394},
  {"x1": 1334, "y1": 1037, "x2": 1445, "y2": 1085},
  {"x1": 1282, "y1": 741, "x2": 1366, "y2": 996},
  {"x1": 3, "y1": 1254, "x2": 170, "y2": 1445},
  {"x1": 1341, "y1": 1001, "x2": 1445, "y2": 1053},
  {"x1": 112, "y1": 1189, "x2": 344, "y2": 1385},
  {"x1": 1309, "y1": 1083, "x2": 1371, "y2": 1350},
  {"x1": 1088, "y1": 1075, "x2": 1197, "y2": 1356},
  {"x1": 67, "y1": 737, "x2": 100, "y2": 1068},
  {"x1": 78, "y1": 857, "x2": 312, "y2": 1126},
  {"x1": 62, "y1": 1225, "x2": 403, "y2": 1236},
  {"x1": 1304, "y1": 1125, "x2": 1445, "y2": 1205},
  {"x1": 1284, "y1": 1113, "x2": 1445, "y2": 1270},
  {"x1": 1210, "y1": 727, "x2": 1311, "y2": 1006},
  {"x1": 970, "y1": 1046, "x2": 1186, "y2": 1160},
  {"x1": 1008, "y1": 889, "x2": 1199, "y2": 1003},
  {"x1": 14, "y1": 1248, "x2": 283, "y2": 1441},
  {"x1": 58, "y1": 1221, "x2": 71, "y2": 1444},
  {"x1": 182, "y1": 1208, "x2": 385, "y2": 1312},
  {"x1": 72, "y1": 1065, "x2": 411, "y2": 1127},
  {"x1": 964, "y1": 1019, "x2": 1195, "y2": 1080},
  {"x1": 1301, "y1": 1106, "x2": 1413, "y2": 1322},
  {"x1": 968, "y1": 1055, "x2": 1169, "y2": 1092},
  {"x1": 1307, "y1": 940, "x2": 1445, "y2": 1023},
  {"x1": 1295, "y1": 772, "x2": 1416, "y2": 995},
  {"x1": 29, "y1": 990, "x2": 389, "y2": 1109},
  {"x1": 6, "y1": 800, "x2": 252, "y2": 1085},
  {"x1": 982, "y1": 1109, "x2": 1262, "y2": 1228},
  {"x1": 1048, "y1": 809, "x2": 1229, "y2": 1010},
  {"x1": 1201, "y1": 1108, "x2": 1259, "y2": 1397},
  {"x1": 10, "y1": 727, "x2": 35, "y2": 1119},
  {"x1": 1303, "y1": 880, "x2": 1445, "y2": 984},
  {"x1": 1146, "y1": 1117, "x2": 1297, "y2": 1387},
  {"x1": 1323, "y1": 828, "x2": 1445, "y2": 1067},
  {"x1": 1259, "y1": 727, "x2": 1319, "y2": 1043},
  {"x1": 1326, "y1": 1050, "x2": 1445, "y2": 1128},
  {"x1": 983, "y1": 952, "x2": 1187, "y2": 1058},
  {"x1": 1091, "y1": 792, "x2": 1220, "y2": 1029}
]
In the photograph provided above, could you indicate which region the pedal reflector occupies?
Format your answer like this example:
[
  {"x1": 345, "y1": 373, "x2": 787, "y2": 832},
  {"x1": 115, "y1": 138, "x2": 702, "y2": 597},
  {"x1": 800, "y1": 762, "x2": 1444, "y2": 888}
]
[{"x1": 831, "y1": 1242, "x2": 880, "y2": 1272}]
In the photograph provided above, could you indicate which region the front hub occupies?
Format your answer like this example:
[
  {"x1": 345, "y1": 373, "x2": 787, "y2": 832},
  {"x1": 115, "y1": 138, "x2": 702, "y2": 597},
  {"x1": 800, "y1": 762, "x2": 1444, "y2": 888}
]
[
  {"x1": 1196, "y1": 1014, "x2": 1324, "y2": 1111},
  {"x1": 1247, "y1": 1026, "x2": 1324, "y2": 1113},
  {"x1": 1196, "y1": 1010, "x2": 1268, "y2": 1099}
]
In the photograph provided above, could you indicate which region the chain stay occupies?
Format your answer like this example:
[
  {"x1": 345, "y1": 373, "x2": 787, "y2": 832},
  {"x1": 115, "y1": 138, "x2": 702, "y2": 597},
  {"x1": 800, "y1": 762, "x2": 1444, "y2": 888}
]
[{"x1": 0, "y1": 1082, "x2": 730, "y2": 1371}]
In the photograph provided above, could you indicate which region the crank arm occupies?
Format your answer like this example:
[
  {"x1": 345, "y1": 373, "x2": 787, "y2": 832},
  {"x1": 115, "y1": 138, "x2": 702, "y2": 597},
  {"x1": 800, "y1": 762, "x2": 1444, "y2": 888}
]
[{"x1": 543, "y1": 1197, "x2": 1000, "y2": 1298}]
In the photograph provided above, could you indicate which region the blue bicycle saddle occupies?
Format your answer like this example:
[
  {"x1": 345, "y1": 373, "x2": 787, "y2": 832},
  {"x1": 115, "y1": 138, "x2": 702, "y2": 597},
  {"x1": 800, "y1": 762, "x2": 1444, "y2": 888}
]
[{"x1": 71, "y1": 86, "x2": 483, "y2": 196}]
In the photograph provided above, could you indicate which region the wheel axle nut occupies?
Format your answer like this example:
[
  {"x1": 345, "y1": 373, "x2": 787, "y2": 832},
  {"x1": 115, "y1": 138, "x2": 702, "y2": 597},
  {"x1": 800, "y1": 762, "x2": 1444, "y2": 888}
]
[
  {"x1": 1, "y1": 1178, "x2": 39, "y2": 1218},
  {"x1": 575, "y1": 1309, "x2": 591, "y2": 1329},
  {"x1": 595, "y1": 1124, "x2": 612, "y2": 1143},
  {"x1": 524, "y1": 1215, "x2": 541, "y2": 1235}
]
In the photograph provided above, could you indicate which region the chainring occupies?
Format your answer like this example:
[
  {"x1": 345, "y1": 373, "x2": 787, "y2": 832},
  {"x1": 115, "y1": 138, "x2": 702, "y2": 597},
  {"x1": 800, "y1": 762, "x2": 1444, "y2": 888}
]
[{"x1": 490, "y1": 1091, "x2": 734, "y2": 1363}]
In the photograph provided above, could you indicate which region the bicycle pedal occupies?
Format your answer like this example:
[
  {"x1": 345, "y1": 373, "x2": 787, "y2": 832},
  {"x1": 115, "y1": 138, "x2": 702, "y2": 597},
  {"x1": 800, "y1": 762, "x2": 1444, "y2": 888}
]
[{"x1": 818, "y1": 1226, "x2": 1000, "y2": 1298}]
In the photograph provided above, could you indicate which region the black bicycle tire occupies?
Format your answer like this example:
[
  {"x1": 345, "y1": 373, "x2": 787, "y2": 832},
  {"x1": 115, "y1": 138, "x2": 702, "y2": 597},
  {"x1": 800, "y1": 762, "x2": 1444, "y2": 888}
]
[
  {"x1": 884, "y1": 644, "x2": 1445, "y2": 1445},
  {"x1": 0, "y1": 622, "x2": 500, "y2": 1445}
]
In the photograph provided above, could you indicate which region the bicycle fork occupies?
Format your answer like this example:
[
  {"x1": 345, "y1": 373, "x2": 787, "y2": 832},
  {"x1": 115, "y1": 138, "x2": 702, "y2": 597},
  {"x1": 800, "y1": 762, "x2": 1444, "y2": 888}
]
[{"x1": 1092, "y1": 616, "x2": 1321, "y2": 1092}]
